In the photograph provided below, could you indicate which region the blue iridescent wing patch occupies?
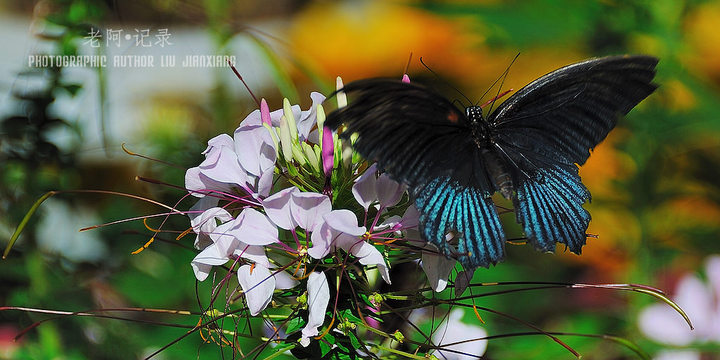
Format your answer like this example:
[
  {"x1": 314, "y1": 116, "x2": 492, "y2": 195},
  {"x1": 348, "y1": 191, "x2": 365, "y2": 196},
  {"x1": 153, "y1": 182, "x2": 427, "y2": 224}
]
[
  {"x1": 514, "y1": 166, "x2": 591, "y2": 253},
  {"x1": 414, "y1": 177, "x2": 505, "y2": 268}
]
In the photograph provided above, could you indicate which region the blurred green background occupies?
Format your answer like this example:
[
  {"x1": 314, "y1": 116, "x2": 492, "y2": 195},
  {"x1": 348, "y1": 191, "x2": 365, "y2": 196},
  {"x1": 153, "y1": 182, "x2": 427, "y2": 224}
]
[{"x1": 1, "y1": 0, "x2": 719, "y2": 359}]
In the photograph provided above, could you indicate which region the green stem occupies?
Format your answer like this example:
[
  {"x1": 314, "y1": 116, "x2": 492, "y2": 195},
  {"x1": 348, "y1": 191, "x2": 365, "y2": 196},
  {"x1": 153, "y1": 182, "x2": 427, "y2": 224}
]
[{"x1": 3, "y1": 191, "x2": 57, "y2": 259}]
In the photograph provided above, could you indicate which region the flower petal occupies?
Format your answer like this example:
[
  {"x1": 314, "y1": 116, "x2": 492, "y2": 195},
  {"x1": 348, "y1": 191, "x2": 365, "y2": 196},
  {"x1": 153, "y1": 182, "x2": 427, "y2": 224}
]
[
  {"x1": 228, "y1": 208, "x2": 278, "y2": 246},
  {"x1": 233, "y1": 244, "x2": 271, "y2": 268},
  {"x1": 203, "y1": 134, "x2": 234, "y2": 155},
  {"x1": 185, "y1": 167, "x2": 234, "y2": 198},
  {"x1": 274, "y1": 269, "x2": 299, "y2": 290},
  {"x1": 234, "y1": 124, "x2": 276, "y2": 177},
  {"x1": 324, "y1": 209, "x2": 366, "y2": 236},
  {"x1": 188, "y1": 199, "x2": 224, "y2": 249},
  {"x1": 375, "y1": 174, "x2": 405, "y2": 208},
  {"x1": 308, "y1": 222, "x2": 333, "y2": 259},
  {"x1": 335, "y1": 235, "x2": 390, "y2": 284},
  {"x1": 297, "y1": 92, "x2": 326, "y2": 141},
  {"x1": 291, "y1": 191, "x2": 332, "y2": 231},
  {"x1": 208, "y1": 220, "x2": 241, "y2": 255},
  {"x1": 199, "y1": 145, "x2": 250, "y2": 187},
  {"x1": 237, "y1": 264, "x2": 276, "y2": 316},
  {"x1": 422, "y1": 244, "x2": 456, "y2": 292},
  {"x1": 192, "y1": 207, "x2": 232, "y2": 234},
  {"x1": 352, "y1": 163, "x2": 378, "y2": 210},
  {"x1": 400, "y1": 205, "x2": 420, "y2": 229},
  {"x1": 705, "y1": 255, "x2": 720, "y2": 301},
  {"x1": 454, "y1": 270, "x2": 472, "y2": 297},
  {"x1": 654, "y1": 350, "x2": 700, "y2": 360},
  {"x1": 263, "y1": 187, "x2": 299, "y2": 230},
  {"x1": 191, "y1": 244, "x2": 231, "y2": 281},
  {"x1": 300, "y1": 271, "x2": 330, "y2": 347}
]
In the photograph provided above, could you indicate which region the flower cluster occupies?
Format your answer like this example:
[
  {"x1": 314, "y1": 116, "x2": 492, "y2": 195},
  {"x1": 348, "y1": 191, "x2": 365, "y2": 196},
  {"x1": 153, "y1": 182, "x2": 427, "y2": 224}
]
[{"x1": 183, "y1": 77, "x2": 472, "y2": 353}]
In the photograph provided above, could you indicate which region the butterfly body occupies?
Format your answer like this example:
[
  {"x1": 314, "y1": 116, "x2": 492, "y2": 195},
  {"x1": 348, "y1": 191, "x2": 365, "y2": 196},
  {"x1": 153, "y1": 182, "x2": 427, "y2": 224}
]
[{"x1": 326, "y1": 55, "x2": 658, "y2": 268}]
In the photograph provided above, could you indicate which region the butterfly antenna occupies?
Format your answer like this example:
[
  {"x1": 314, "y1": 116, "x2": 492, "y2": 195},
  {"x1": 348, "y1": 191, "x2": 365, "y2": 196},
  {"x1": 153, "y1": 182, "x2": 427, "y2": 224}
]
[
  {"x1": 485, "y1": 53, "x2": 520, "y2": 114},
  {"x1": 419, "y1": 57, "x2": 472, "y2": 107},
  {"x1": 228, "y1": 60, "x2": 261, "y2": 107},
  {"x1": 403, "y1": 52, "x2": 413, "y2": 75}
]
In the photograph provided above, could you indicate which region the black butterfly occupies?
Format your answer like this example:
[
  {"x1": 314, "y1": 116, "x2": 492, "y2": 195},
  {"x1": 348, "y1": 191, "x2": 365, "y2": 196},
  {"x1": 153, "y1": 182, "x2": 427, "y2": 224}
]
[{"x1": 325, "y1": 55, "x2": 658, "y2": 268}]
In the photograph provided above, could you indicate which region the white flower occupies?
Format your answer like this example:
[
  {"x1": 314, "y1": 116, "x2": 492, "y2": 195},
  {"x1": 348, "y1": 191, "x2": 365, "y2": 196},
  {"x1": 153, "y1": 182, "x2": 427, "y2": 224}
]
[{"x1": 432, "y1": 308, "x2": 488, "y2": 359}]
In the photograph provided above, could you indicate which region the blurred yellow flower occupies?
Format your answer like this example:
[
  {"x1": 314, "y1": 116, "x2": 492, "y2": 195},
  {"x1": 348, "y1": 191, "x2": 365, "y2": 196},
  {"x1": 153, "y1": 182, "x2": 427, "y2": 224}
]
[
  {"x1": 288, "y1": 1, "x2": 490, "y2": 83},
  {"x1": 684, "y1": 2, "x2": 720, "y2": 84}
]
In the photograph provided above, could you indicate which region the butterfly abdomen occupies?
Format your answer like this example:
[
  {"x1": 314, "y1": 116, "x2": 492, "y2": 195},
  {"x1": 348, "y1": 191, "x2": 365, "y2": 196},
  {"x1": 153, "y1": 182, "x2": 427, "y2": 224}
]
[{"x1": 481, "y1": 148, "x2": 514, "y2": 199}]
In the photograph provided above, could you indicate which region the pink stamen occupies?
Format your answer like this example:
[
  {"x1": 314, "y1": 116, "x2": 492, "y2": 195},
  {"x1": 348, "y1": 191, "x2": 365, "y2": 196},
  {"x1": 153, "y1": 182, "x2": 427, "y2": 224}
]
[{"x1": 260, "y1": 98, "x2": 271, "y2": 126}]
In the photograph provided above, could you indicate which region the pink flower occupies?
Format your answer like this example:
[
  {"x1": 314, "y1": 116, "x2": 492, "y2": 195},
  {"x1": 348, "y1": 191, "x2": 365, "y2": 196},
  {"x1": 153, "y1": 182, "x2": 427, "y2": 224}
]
[
  {"x1": 638, "y1": 255, "x2": 720, "y2": 358},
  {"x1": 322, "y1": 126, "x2": 334, "y2": 177},
  {"x1": 309, "y1": 209, "x2": 392, "y2": 283}
]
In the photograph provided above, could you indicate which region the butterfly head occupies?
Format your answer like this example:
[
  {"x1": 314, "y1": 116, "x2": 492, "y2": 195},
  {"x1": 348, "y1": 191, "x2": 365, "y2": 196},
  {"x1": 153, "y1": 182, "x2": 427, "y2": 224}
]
[
  {"x1": 467, "y1": 106, "x2": 492, "y2": 145},
  {"x1": 465, "y1": 106, "x2": 485, "y2": 123}
]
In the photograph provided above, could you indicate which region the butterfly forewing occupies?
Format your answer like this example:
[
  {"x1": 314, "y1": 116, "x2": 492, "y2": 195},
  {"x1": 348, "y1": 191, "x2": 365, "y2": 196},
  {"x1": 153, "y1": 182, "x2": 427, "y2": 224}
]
[
  {"x1": 325, "y1": 79, "x2": 490, "y2": 189},
  {"x1": 490, "y1": 55, "x2": 658, "y2": 168}
]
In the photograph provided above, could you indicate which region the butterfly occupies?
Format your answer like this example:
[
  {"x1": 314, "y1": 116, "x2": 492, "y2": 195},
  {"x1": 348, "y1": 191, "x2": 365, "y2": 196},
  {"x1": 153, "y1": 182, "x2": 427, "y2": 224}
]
[{"x1": 325, "y1": 55, "x2": 659, "y2": 268}]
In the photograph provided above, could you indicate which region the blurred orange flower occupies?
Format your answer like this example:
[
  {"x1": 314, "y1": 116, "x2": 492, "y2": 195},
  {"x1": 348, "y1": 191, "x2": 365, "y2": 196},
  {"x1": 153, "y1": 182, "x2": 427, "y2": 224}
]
[{"x1": 288, "y1": 1, "x2": 492, "y2": 83}]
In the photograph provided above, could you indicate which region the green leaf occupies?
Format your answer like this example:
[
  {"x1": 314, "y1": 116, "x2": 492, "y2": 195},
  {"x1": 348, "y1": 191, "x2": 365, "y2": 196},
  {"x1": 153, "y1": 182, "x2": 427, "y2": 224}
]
[
  {"x1": 348, "y1": 332, "x2": 361, "y2": 350},
  {"x1": 4, "y1": 191, "x2": 57, "y2": 259},
  {"x1": 286, "y1": 316, "x2": 306, "y2": 334},
  {"x1": 319, "y1": 333, "x2": 335, "y2": 357},
  {"x1": 335, "y1": 339, "x2": 349, "y2": 353},
  {"x1": 338, "y1": 309, "x2": 362, "y2": 324}
]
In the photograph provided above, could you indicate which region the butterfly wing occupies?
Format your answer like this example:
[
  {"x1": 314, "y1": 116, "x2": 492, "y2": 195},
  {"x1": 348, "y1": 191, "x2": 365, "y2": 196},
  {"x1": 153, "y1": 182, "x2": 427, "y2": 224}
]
[
  {"x1": 413, "y1": 176, "x2": 505, "y2": 267},
  {"x1": 490, "y1": 55, "x2": 658, "y2": 168},
  {"x1": 325, "y1": 79, "x2": 478, "y2": 187},
  {"x1": 325, "y1": 79, "x2": 506, "y2": 267},
  {"x1": 488, "y1": 55, "x2": 658, "y2": 253}
]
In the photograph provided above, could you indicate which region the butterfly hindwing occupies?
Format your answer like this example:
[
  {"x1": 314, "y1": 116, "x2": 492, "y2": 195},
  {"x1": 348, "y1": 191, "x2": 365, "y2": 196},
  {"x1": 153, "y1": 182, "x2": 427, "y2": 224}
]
[
  {"x1": 414, "y1": 176, "x2": 505, "y2": 268},
  {"x1": 514, "y1": 165, "x2": 591, "y2": 253}
]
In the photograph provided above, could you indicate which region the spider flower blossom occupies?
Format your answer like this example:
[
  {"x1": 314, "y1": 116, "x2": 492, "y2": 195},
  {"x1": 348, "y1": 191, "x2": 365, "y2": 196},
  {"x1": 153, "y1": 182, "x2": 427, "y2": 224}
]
[{"x1": 182, "y1": 77, "x2": 464, "y2": 351}]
